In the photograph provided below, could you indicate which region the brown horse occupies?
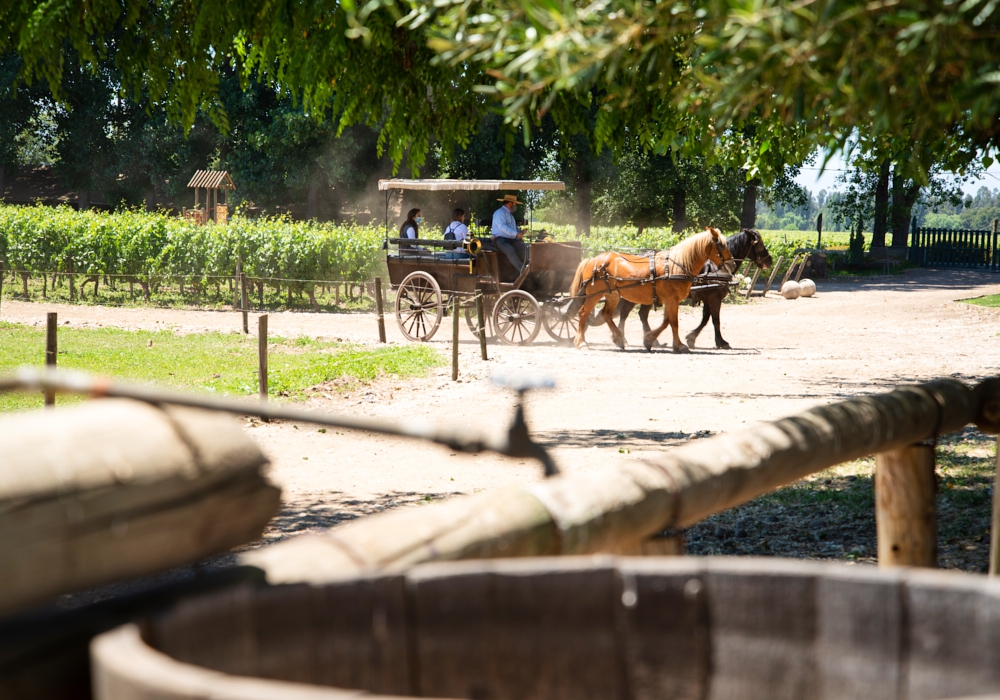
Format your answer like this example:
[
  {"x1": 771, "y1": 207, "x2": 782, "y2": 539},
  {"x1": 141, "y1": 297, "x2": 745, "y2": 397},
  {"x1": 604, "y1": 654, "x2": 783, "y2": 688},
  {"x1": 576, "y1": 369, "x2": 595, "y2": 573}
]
[{"x1": 569, "y1": 228, "x2": 732, "y2": 352}]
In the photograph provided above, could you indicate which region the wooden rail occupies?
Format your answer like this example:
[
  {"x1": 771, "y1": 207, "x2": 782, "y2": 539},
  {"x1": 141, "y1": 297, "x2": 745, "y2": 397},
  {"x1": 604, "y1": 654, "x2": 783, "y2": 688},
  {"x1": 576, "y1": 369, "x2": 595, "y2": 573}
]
[{"x1": 245, "y1": 377, "x2": 1000, "y2": 583}]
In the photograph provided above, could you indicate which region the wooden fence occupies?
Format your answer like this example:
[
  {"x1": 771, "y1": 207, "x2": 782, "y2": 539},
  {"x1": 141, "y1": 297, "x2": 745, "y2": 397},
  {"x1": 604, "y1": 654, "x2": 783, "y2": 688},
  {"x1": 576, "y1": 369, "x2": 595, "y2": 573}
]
[{"x1": 909, "y1": 221, "x2": 1000, "y2": 270}]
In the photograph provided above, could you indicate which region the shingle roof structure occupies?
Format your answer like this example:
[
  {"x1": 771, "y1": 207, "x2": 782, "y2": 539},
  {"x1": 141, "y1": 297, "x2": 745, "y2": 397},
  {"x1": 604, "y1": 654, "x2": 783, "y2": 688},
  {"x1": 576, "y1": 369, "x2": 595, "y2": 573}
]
[{"x1": 187, "y1": 170, "x2": 236, "y2": 190}]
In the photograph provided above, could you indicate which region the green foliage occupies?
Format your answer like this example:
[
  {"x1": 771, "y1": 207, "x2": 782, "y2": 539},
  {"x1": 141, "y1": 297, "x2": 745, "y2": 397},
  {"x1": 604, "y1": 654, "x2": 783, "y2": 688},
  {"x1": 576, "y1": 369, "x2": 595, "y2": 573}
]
[
  {"x1": 0, "y1": 320, "x2": 442, "y2": 413},
  {"x1": 0, "y1": 204, "x2": 384, "y2": 285}
]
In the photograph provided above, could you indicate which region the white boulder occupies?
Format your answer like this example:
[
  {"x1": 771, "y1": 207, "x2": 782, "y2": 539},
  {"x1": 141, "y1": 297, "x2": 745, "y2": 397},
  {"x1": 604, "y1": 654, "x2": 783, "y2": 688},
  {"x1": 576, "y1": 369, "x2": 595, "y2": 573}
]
[
  {"x1": 780, "y1": 280, "x2": 802, "y2": 299},
  {"x1": 799, "y1": 278, "x2": 817, "y2": 297}
]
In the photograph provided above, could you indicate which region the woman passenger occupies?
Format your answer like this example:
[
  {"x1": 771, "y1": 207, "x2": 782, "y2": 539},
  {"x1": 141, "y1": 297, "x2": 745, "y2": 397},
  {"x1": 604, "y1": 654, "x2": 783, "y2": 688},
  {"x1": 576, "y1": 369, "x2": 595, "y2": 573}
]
[{"x1": 399, "y1": 208, "x2": 421, "y2": 249}]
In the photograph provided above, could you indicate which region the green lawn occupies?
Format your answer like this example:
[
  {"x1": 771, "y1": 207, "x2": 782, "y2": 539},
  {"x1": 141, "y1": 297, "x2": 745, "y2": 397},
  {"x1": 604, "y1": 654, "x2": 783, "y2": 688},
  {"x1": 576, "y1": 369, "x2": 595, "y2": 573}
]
[
  {"x1": 962, "y1": 294, "x2": 1000, "y2": 308},
  {"x1": 0, "y1": 321, "x2": 442, "y2": 413}
]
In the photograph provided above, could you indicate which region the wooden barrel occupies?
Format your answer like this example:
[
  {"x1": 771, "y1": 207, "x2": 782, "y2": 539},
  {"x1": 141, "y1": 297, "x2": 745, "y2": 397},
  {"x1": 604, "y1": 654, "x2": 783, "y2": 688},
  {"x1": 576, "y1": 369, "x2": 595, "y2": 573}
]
[{"x1": 92, "y1": 557, "x2": 1000, "y2": 700}]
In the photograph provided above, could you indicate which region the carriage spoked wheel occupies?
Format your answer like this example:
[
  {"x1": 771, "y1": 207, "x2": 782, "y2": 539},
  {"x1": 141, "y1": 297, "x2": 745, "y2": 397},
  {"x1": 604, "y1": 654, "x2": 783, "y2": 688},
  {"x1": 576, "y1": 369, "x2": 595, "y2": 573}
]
[
  {"x1": 541, "y1": 301, "x2": 578, "y2": 343},
  {"x1": 395, "y1": 271, "x2": 443, "y2": 341},
  {"x1": 492, "y1": 290, "x2": 541, "y2": 346},
  {"x1": 464, "y1": 298, "x2": 495, "y2": 339}
]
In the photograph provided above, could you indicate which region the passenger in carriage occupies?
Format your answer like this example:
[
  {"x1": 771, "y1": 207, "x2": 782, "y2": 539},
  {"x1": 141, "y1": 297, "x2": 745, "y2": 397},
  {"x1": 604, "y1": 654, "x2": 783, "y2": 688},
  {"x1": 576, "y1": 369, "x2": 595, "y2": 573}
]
[
  {"x1": 492, "y1": 194, "x2": 526, "y2": 273},
  {"x1": 443, "y1": 208, "x2": 468, "y2": 242},
  {"x1": 399, "y1": 208, "x2": 421, "y2": 250}
]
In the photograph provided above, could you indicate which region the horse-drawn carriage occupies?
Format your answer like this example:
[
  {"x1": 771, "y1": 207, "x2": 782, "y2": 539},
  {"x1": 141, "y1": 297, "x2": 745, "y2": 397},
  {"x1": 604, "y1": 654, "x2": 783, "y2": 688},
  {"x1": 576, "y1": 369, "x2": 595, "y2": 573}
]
[{"x1": 380, "y1": 179, "x2": 582, "y2": 345}]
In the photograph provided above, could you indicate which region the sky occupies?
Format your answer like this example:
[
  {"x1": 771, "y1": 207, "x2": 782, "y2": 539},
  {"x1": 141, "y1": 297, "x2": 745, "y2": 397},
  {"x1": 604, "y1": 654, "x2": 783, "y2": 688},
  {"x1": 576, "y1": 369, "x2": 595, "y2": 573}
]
[{"x1": 793, "y1": 151, "x2": 1000, "y2": 198}]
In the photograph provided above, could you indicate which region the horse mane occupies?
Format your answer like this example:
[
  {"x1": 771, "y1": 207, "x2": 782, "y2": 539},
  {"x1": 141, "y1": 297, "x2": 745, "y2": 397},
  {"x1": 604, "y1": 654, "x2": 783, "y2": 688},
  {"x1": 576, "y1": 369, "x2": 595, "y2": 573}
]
[{"x1": 667, "y1": 228, "x2": 726, "y2": 274}]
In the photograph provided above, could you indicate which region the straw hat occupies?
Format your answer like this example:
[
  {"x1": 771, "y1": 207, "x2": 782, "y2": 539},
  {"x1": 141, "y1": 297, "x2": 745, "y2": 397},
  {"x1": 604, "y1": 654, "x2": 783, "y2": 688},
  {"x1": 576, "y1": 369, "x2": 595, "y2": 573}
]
[{"x1": 497, "y1": 194, "x2": 524, "y2": 205}]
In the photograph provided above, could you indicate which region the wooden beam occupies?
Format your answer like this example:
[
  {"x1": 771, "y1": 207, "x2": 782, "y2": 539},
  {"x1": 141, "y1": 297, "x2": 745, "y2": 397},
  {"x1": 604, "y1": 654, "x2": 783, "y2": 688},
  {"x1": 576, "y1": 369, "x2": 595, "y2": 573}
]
[
  {"x1": 876, "y1": 444, "x2": 937, "y2": 567},
  {"x1": 0, "y1": 399, "x2": 278, "y2": 615},
  {"x1": 245, "y1": 378, "x2": 989, "y2": 584}
]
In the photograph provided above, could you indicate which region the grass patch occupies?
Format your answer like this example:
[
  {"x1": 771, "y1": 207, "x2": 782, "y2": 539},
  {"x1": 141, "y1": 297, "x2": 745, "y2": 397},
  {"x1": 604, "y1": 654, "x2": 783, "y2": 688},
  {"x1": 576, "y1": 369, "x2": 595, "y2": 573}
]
[
  {"x1": 684, "y1": 427, "x2": 995, "y2": 572},
  {"x1": 962, "y1": 294, "x2": 1000, "y2": 308},
  {"x1": 0, "y1": 321, "x2": 443, "y2": 413}
]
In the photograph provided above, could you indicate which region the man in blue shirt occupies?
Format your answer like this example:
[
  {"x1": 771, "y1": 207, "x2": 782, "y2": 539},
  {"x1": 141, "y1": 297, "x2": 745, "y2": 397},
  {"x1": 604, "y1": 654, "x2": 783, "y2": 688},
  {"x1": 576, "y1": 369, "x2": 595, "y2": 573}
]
[{"x1": 492, "y1": 194, "x2": 526, "y2": 273}]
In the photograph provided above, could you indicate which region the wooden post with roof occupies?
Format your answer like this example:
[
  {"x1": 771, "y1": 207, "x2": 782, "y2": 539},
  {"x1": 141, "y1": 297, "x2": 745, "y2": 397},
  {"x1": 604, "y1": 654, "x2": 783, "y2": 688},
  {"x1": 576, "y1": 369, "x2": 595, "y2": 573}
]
[{"x1": 185, "y1": 170, "x2": 235, "y2": 225}]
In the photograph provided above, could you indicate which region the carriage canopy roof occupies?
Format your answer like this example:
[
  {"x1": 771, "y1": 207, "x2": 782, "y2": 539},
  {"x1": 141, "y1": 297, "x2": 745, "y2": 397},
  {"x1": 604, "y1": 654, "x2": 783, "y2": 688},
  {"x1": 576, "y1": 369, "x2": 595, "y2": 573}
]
[{"x1": 377, "y1": 179, "x2": 565, "y2": 192}]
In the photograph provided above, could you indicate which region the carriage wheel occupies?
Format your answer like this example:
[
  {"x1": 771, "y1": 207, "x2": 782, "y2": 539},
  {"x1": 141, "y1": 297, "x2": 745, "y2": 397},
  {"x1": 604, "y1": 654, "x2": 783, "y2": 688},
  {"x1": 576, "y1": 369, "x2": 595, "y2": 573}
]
[
  {"x1": 492, "y1": 290, "x2": 541, "y2": 346},
  {"x1": 464, "y1": 298, "x2": 495, "y2": 339},
  {"x1": 541, "y1": 301, "x2": 578, "y2": 343},
  {"x1": 395, "y1": 272, "x2": 443, "y2": 341}
]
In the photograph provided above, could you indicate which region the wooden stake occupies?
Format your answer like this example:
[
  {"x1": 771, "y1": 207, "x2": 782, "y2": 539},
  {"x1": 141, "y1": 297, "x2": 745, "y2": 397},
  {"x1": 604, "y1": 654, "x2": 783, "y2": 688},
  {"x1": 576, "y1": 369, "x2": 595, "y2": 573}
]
[
  {"x1": 744, "y1": 265, "x2": 761, "y2": 299},
  {"x1": 779, "y1": 254, "x2": 799, "y2": 290},
  {"x1": 45, "y1": 313, "x2": 57, "y2": 407},
  {"x1": 876, "y1": 444, "x2": 937, "y2": 568},
  {"x1": 795, "y1": 253, "x2": 811, "y2": 282},
  {"x1": 240, "y1": 272, "x2": 249, "y2": 335},
  {"x1": 0, "y1": 260, "x2": 4, "y2": 318},
  {"x1": 476, "y1": 292, "x2": 488, "y2": 361},
  {"x1": 991, "y1": 435, "x2": 1000, "y2": 577},
  {"x1": 761, "y1": 255, "x2": 784, "y2": 297},
  {"x1": 375, "y1": 278, "x2": 386, "y2": 343},
  {"x1": 258, "y1": 315, "x2": 269, "y2": 422},
  {"x1": 234, "y1": 255, "x2": 242, "y2": 310},
  {"x1": 452, "y1": 296, "x2": 459, "y2": 381}
]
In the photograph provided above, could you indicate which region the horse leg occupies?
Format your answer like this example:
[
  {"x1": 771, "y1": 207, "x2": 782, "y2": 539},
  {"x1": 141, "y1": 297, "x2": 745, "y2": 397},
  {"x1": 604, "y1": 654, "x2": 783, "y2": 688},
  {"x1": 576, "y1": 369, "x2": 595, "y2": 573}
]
[
  {"x1": 709, "y1": 293, "x2": 730, "y2": 349},
  {"x1": 685, "y1": 303, "x2": 711, "y2": 349},
  {"x1": 602, "y1": 294, "x2": 626, "y2": 349},
  {"x1": 574, "y1": 288, "x2": 604, "y2": 349},
  {"x1": 638, "y1": 304, "x2": 660, "y2": 348},
  {"x1": 665, "y1": 300, "x2": 690, "y2": 354},
  {"x1": 616, "y1": 300, "x2": 635, "y2": 347},
  {"x1": 643, "y1": 307, "x2": 670, "y2": 352}
]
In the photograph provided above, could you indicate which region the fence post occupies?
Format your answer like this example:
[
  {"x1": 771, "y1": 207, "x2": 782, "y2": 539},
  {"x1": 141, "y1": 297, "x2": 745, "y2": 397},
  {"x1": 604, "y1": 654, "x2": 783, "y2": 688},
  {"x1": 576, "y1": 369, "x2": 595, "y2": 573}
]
[
  {"x1": 991, "y1": 435, "x2": 1000, "y2": 577},
  {"x1": 240, "y1": 272, "x2": 249, "y2": 335},
  {"x1": 452, "y1": 296, "x2": 460, "y2": 381},
  {"x1": 761, "y1": 255, "x2": 783, "y2": 298},
  {"x1": 258, "y1": 315, "x2": 269, "y2": 422},
  {"x1": 0, "y1": 260, "x2": 4, "y2": 318},
  {"x1": 993, "y1": 219, "x2": 999, "y2": 272},
  {"x1": 45, "y1": 312, "x2": 57, "y2": 407},
  {"x1": 234, "y1": 255, "x2": 242, "y2": 310},
  {"x1": 476, "y1": 292, "x2": 488, "y2": 361},
  {"x1": 375, "y1": 277, "x2": 386, "y2": 343},
  {"x1": 875, "y1": 444, "x2": 937, "y2": 568}
]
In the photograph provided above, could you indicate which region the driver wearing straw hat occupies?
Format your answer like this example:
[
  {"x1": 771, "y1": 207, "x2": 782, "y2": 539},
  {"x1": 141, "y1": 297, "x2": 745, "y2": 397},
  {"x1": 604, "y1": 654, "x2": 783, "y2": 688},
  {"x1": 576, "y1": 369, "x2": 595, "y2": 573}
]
[{"x1": 492, "y1": 193, "x2": 526, "y2": 272}]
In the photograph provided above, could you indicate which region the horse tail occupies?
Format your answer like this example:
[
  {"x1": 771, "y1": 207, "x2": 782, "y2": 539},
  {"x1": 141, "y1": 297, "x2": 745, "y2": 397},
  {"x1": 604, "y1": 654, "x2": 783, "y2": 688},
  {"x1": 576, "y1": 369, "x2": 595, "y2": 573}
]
[{"x1": 569, "y1": 258, "x2": 589, "y2": 298}]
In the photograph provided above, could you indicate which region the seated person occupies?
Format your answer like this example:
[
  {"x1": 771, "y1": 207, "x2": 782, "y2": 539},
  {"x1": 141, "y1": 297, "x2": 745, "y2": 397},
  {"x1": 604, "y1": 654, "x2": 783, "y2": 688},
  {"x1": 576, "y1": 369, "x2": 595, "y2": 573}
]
[
  {"x1": 492, "y1": 194, "x2": 526, "y2": 274},
  {"x1": 443, "y1": 208, "x2": 469, "y2": 242},
  {"x1": 399, "y1": 208, "x2": 422, "y2": 249}
]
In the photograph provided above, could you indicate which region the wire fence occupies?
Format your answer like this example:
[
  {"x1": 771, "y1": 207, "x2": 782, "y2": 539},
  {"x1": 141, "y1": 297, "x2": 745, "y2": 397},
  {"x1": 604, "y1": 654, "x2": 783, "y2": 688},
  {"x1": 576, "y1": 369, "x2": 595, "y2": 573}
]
[{"x1": 0, "y1": 267, "x2": 386, "y2": 313}]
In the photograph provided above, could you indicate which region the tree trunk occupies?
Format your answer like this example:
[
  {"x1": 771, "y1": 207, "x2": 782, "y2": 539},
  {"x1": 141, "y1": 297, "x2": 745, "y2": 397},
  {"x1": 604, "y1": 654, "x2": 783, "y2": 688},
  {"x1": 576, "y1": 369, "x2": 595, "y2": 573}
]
[
  {"x1": 890, "y1": 165, "x2": 920, "y2": 248},
  {"x1": 306, "y1": 178, "x2": 322, "y2": 221},
  {"x1": 145, "y1": 188, "x2": 157, "y2": 212},
  {"x1": 575, "y1": 179, "x2": 592, "y2": 237},
  {"x1": 740, "y1": 178, "x2": 760, "y2": 229},
  {"x1": 672, "y1": 188, "x2": 687, "y2": 233},
  {"x1": 0, "y1": 162, "x2": 6, "y2": 202},
  {"x1": 871, "y1": 159, "x2": 890, "y2": 248},
  {"x1": 78, "y1": 190, "x2": 90, "y2": 211}
]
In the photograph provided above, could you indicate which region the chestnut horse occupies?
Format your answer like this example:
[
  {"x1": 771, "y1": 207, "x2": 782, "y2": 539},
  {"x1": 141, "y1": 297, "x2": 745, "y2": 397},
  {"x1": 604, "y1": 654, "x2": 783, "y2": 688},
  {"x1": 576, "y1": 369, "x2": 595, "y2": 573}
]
[
  {"x1": 613, "y1": 228, "x2": 773, "y2": 349},
  {"x1": 569, "y1": 228, "x2": 732, "y2": 352}
]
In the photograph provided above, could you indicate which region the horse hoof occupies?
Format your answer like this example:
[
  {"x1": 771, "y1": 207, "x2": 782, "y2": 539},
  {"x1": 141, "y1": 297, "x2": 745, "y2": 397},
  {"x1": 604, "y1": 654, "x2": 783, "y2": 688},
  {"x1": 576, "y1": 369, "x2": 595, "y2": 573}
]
[
  {"x1": 674, "y1": 345, "x2": 691, "y2": 354},
  {"x1": 685, "y1": 333, "x2": 698, "y2": 348},
  {"x1": 717, "y1": 342, "x2": 731, "y2": 350}
]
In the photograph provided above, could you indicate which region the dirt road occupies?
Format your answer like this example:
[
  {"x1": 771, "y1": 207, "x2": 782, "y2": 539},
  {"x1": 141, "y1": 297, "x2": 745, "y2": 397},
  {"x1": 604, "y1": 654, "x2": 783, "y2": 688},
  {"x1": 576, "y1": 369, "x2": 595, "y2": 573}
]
[{"x1": 4, "y1": 269, "x2": 1000, "y2": 546}]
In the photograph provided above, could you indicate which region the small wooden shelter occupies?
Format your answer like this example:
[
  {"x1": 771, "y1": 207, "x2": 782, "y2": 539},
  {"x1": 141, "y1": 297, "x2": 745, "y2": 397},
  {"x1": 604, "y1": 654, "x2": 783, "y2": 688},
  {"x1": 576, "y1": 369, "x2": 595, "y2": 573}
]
[{"x1": 185, "y1": 170, "x2": 235, "y2": 225}]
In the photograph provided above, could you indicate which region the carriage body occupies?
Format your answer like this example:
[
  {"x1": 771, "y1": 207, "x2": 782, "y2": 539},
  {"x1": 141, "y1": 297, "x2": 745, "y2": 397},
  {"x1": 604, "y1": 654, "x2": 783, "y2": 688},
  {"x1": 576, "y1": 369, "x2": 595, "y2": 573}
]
[{"x1": 379, "y1": 179, "x2": 581, "y2": 345}]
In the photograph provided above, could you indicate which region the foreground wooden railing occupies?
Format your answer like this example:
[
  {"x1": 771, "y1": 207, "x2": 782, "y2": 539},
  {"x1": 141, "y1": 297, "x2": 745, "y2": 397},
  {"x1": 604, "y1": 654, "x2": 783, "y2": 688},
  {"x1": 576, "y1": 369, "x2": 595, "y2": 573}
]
[{"x1": 245, "y1": 376, "x2": 1000, "y2": 583}]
